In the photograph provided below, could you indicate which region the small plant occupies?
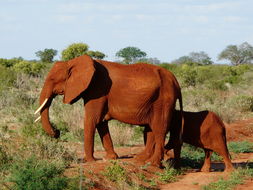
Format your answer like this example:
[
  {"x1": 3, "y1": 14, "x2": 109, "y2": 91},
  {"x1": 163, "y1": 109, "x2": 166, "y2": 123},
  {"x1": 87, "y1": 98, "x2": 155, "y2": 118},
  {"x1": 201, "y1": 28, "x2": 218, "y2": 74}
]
[
  {"x1": 157, "y1": 167, "x2": 183, "y2": 183},
  {"x1": 8, "y1": 156, "x2": 68, "y2": 190},
  {"x1": 102, "y1": 161, "x2": 127, "y2": 182},
  {"x1": 149, "y1": 179, "x2": 157, "y2": 187},
  {"x1": 202, "y1": 167, "x2": 253, "y2": 190},
  {"x1": 137, "y1": 173, "x2": 148, "y2": 182},
  {"x1": 0, "y1": 147, "x2": 11, "y2": 170},
  {"x1": 228, "y1": 141, "x2": 253, "y2": 153}
]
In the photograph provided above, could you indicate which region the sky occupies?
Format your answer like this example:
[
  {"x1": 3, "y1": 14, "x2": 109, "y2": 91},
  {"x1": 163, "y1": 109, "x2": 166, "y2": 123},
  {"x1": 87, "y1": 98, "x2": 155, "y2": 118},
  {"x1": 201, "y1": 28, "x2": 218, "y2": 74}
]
[{"x1": 1, "y1": 0, "x2": 253, "y2": 63}]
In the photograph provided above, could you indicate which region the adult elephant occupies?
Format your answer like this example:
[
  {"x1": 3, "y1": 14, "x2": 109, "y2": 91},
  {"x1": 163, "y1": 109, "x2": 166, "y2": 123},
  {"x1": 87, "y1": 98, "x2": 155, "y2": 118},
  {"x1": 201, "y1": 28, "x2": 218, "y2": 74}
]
[{"x1": 34, "y1": 55, "x2": 183, "y2": 167}]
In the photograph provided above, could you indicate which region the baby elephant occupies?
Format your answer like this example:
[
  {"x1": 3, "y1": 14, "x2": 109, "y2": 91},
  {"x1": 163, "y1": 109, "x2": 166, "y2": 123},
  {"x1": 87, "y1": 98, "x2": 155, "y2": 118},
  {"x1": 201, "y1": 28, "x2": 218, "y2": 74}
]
[{"x1": 165, "y1": 110, "x2": 234, "y2": 172}]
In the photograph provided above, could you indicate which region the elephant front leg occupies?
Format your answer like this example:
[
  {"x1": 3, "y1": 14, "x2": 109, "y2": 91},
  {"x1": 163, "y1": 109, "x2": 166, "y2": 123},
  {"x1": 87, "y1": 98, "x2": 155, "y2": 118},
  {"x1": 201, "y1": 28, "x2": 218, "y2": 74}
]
[
  {"x1": 84, "y1": 120, "x2": 97, "y2": 162},
  {"x1": 97, "y1": 121, "x2": 118, "y2": 160}
]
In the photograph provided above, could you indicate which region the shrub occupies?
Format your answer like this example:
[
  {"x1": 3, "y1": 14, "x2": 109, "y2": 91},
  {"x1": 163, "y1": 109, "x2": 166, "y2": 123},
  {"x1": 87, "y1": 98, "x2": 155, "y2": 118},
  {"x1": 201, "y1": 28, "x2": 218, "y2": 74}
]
[
  {"x1": 18, "y1": 136, "x2": 75, "y2": 164},
  {"x1": 8, "y1": 156, "x2": 67, "y2": 190},
  {"x1": 0, "y1": 57, "x2": 23, "y2": 67},
  {"x1": 208, "y1": 80, "x2": 228, "y2": 91},
  {"x1": 230, "y1": 95, "x2": 253, "y2": 112},
  {"x1": 102, "y1": 161, "x2": 127, "y2": 182},
  {"x1": 13, "y1": 61, "x2": 46, "y2": 76},
  {"x1": 157, "y1": 167, "x2": 182, "y2": 183},
  {"x1": 0, "y1": 65, "x2": 17, "y2": 91},
  {"x1": 180, "y1": 65, "x2": 197, "y2": 87}
]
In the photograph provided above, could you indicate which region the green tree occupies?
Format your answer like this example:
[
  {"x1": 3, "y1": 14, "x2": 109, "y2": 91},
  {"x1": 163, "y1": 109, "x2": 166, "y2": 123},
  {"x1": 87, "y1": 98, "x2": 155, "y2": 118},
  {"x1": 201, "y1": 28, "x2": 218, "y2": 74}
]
[
  {"x1": 171, "y1": 56, "x2": 194, "y2": 65},
  {"x1": 61, "y1": 43, "x2": 106, "y2": 61},
  {"x1": 189, "y1": 51, "x2": 213, "y2": 65},
  {"x1": 218, "y1": 42, "x2": 253, "y2": 65},
  {"x1": 87, "y1": 50, "x2": 106, "y2": 59},
  {"x1": 35, "y1": 49, "x2": 57, "y2": 63},
  {"x1": 115, "y1": 46, "x2": 147, "y2": 64},
  {"x1": 172, "y1": 51, "x2": 213, "y2": 65}
]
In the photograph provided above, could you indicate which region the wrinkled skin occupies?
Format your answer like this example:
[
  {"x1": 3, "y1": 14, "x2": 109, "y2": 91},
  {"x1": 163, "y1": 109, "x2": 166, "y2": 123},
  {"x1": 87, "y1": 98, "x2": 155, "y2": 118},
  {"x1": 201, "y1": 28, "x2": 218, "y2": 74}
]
[
  {"x1": 37, "y1": 55, "x2": 183, "y2": 167},
  {"x1": 165, "y1": 110, "x2": 234, "y2": 172}
]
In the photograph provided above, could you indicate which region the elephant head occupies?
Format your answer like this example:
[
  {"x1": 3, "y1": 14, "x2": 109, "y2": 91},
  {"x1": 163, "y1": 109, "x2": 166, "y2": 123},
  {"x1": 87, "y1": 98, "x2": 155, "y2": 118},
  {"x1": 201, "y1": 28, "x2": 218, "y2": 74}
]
[{"x1": 34, "y1": 55, "x2": 95, "y2": 138}]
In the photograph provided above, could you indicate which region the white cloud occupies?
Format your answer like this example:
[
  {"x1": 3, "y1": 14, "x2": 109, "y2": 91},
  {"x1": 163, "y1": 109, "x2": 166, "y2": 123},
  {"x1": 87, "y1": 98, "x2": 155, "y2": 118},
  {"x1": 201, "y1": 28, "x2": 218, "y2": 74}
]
[
  {"x1": 223, "y1": 16, "x2": 246, "y2": 23},
  {"x1": 55, "y1": 15, "x2": 76, "y2": 23}
]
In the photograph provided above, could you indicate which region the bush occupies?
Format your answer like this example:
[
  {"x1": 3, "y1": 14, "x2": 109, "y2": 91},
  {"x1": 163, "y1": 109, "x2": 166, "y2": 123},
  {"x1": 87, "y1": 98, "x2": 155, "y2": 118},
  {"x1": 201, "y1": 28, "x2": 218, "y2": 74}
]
[
  {"x1": 180, "y1": 65, "x2": 197, "y2": 87},
  {"x1": 17, "y1": 136, "x2": 75, "y2": 164},
  {"x1": 8, "y1": 156, "x2": 68, "y2": 190},
  {"x1": 0, "y1": 57, "x2": 23, "y2": 67},
  {"x1": 208, "y1": 80, "x2": 228, "y2": 91},
  {"x1": 0, "y1": 65, "x2": 17, "y2": 91},
  {"x1": 230, "y1": 95, "x2": 253, "y2": 112},
  {"x1": 13, "y1": 61, "x2": 46, "y2": 76}
]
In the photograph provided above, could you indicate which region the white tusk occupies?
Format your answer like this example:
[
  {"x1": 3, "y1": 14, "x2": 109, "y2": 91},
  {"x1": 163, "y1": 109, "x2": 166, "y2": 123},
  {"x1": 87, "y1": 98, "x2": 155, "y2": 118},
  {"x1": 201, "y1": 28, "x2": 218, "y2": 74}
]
[
  {"x1": 34, "y1": 116, "x2": 41, "y2": 123},
  {"x1": 34, "y1": 98, "x2": 48, "y2": 114}
]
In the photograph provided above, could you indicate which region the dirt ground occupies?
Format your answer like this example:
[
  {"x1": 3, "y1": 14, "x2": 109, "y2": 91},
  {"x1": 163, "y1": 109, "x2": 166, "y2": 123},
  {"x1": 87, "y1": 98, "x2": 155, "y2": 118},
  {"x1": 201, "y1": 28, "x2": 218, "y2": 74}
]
[{"x1": 65, "y1": 118, "x2": 253, "y2": 190}]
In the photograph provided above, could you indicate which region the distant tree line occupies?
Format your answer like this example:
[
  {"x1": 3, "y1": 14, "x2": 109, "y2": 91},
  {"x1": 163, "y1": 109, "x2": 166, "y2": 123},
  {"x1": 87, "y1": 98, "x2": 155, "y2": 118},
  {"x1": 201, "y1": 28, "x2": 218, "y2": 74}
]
[{"x1": 1, "y1": 42, "x2": 253, "y2": 69}]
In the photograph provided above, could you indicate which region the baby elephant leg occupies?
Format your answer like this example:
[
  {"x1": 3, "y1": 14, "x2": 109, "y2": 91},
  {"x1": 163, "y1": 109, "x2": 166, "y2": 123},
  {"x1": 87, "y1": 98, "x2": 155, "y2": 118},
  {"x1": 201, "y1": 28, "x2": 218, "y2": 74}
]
[
  {"x1": 201, "y1": 149, "x2": 212, "y2": 172},
  {"x1": 215, "y1": 146, "x2": 234, "y2": 172}
]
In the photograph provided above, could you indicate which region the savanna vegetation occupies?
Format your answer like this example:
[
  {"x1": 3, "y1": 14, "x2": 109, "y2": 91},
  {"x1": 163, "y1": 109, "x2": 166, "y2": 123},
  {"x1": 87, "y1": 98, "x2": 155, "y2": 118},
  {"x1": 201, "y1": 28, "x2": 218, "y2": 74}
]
[{"x1": 0, "y1": 42, "x2": 253, "y2": 189}]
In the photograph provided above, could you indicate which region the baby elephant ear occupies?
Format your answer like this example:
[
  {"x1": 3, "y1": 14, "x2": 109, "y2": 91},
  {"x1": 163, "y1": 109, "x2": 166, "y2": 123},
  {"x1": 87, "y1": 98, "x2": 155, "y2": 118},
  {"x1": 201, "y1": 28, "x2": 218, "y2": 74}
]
[{"x1": 64, "y1": 55, "x2": 95, "y2": 104}]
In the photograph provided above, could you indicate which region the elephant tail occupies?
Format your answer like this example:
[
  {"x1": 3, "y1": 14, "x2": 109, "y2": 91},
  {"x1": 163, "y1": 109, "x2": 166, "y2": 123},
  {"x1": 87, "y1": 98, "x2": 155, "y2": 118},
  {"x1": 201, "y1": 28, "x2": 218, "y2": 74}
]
[{"x1": 178, "y1": 90, "x2": 184, "y2": 144}]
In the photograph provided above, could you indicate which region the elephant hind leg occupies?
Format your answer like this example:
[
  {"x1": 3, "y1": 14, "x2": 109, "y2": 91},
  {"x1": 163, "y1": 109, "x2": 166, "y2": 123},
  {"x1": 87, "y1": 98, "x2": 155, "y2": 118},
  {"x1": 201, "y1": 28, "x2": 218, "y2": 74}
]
[
  {"x1": 97, "y1": 121, "x2": 118, "y2": 160},
  {"x1": 145, "y1": 106, "x2": 174, "y2": 167},
  {"x1": 135, "y1": 125, "x2": 155, "y2": 162},
  {"x1": 213, "y1": 140, "x2": 234, "y2": 172}
]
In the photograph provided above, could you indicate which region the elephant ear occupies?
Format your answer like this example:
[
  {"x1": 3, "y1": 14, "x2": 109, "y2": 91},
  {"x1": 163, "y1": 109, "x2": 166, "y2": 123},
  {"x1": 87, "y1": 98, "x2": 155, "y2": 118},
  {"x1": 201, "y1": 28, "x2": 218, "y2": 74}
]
[{"x1": 64, "y1": 55, "x2": 95, "y2": 104}]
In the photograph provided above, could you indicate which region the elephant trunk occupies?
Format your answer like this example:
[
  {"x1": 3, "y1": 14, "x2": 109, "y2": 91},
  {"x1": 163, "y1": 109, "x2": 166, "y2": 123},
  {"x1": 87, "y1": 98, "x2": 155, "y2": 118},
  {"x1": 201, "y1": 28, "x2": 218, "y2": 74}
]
[{"x1": 38, "y1": 82, "x2": 60, "y2": 138}]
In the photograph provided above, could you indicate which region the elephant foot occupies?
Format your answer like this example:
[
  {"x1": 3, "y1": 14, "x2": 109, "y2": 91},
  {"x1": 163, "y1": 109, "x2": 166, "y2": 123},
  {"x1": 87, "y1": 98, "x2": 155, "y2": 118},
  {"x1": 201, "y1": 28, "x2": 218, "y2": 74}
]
[
  {"x1": 104, "y1": 152, "x2": 119, "y2": 160},
  {"x1": 50, "y1": 129, "x2": 60, "y2": 139},
  {"x1": 145, "y1": 157, "x2": 162, "y2": 168},
  {"x1": 224, "y1": 165, "x2": 234, "y2": 173},
  {"x1": 135, "y1": 151, "x2": 152, "y2": 162},
  {"x1": 164, "y1": 150, "x2": 174, "y2": 160},
  {"x1": 85, "y1": 156, "x2": 97, "y2": 163},
  {"x1": 200, "y1": 166, "x2": 211, "y2": 172},
  {"x1": 171, "y1": 159, "x2": 181, "y2": 169}
]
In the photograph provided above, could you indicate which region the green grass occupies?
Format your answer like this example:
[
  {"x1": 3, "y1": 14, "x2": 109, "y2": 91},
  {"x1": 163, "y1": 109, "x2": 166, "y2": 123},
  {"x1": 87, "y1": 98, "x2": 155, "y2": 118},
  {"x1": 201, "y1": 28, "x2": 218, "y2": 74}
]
[
  {"x1": 202, "y1": 167, "x2": 253, "y2": 190},
  {"x1": 102, "y1": 160, "x2": 127, "y2": 182},
  {"x1": 228, "y1": 141, "x2": 253, "y2": 153},
  {"x1": 157, "y1": 167, "x2": 183, "y2": 183},
  {"x1": 180, "y1": 144, "x2": 222, "y2": 169}
]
